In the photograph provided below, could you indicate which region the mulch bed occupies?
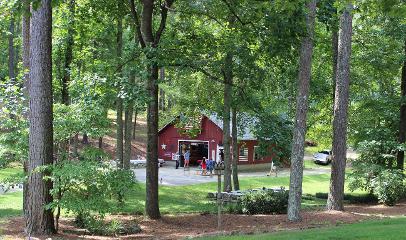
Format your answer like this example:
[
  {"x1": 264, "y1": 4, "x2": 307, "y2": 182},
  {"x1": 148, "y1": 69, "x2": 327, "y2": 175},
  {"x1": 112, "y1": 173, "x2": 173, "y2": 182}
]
[{"x1": 3, "y1": 202, "x2": 406, "y2": 240}]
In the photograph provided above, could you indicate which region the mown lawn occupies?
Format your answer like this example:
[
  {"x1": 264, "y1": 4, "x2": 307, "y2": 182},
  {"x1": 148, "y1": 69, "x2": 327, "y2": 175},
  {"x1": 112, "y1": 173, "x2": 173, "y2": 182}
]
[
  {"x1": 0, "y1": 167, "x2": 23, "y2": 182},
  {"x1": 0, "y1": 166, "x2": 364, "y2": 218},
  {"x1": 199, "y1": 217, "x2": 406, "y2": 240}
]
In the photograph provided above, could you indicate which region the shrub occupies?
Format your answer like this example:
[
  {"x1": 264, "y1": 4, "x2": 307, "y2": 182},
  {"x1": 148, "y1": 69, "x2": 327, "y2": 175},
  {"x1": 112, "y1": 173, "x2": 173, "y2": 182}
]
[
  {"x1": 348, "y1": 140, "x2": 405, "y2": 205},
  {"x1": 371, "y1": 169, "x2": 404, "y2": 206},
  {"x1": 45, "y1": 160, "x2": 137, "y2": 230},
  {"x1": 314, "y1": 193, "x2": 378, "y2": 204},
  {"x1": 238, "y1": 188, "x2": 288, "y2": 215},
  {"x1": 77, "y1": 214, "x2": 141, "y2": 236}
]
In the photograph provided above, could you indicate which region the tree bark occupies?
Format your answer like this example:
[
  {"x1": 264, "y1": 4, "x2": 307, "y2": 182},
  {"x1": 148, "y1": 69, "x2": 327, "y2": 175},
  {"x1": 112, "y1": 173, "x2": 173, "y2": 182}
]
[
  {"x1": 397, "y1": 38, "x2": 406, "y2": 170},
  {"x1": 132, "y1": 109, "x2": 138, "y2": 140},
  {"x1": 25, "y1": 0, "x2": 55, "y2": 234},
  {"x1": 130, "y1": 0, "x2": 174, "y2": 219},
  {"x1": 159, "y1": 68, "x2": 166, "y2": 111},
  {"x1": 124, "y1": 76, "x2": 135, "y2": 170},
  {"x1": 287, "y1": 0, "x2": 316, "y2": 222},
  {"x1": 231, "y1": 107, "x2": 239, "y2": 191},
  {"x1": 327, "y1": 4, "x2": 353, "y2": 211},
  {"x1": 82, "y1": 133, "x2": 89, "y2": 144},
  {"x1": 98, "y1": 137, "x2": 103, "y2": 149},
  {"x1": 61, "y1": 0, "x2": 75, "y2": 105},
  {"x1": 8, "y1": 17, "x2": 16, "y2": 82},
  {"x1": 22, "y1": 0, "x2": 30, "y2": 221},
  {"x1": 145, "y1": 64, "x2": 160, "y2": 218},
  {"x1": 332, "y1": 29, "x2": 338, "y2": 111},
  {"x1": 116, "y1": 2, "x2": 124, "y2": 167},
  {"x1": 223, "y1": 50, "x2": 233, "y2": 193}
]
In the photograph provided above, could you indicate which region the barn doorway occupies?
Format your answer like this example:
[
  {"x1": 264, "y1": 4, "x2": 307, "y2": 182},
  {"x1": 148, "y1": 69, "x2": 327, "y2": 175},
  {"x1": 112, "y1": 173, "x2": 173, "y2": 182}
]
[{"x1": 178, "y1": 140, "x2": 209, "y2": 167}]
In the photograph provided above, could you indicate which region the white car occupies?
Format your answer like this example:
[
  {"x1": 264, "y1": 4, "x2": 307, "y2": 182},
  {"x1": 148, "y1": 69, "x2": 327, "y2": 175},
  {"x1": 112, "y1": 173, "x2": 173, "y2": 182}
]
[{"x1": 313, "y1": 150, "x2": 332, "y2": 165}]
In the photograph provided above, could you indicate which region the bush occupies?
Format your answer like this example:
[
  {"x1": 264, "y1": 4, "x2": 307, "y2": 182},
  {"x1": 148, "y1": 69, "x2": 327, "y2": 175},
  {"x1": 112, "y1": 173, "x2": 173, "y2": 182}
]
[
  {"x1": 371, "y1": 169, "x2": 404, "y2": 206},
  {"x1": 348, "y1": 140, "x2": 405, "y2": 205},
  {"x1": 314, "y1": 193, "x2": 378, "y2": 204},
  {"x1": 77, "y1": 214, "x2": 141, "y2": 236},
  {"x1": 45, "y1": 160, "x2": 137, "y2": 230},
  {"x1": 238, "y1": 188, "x2": 288, "y2": 215}
]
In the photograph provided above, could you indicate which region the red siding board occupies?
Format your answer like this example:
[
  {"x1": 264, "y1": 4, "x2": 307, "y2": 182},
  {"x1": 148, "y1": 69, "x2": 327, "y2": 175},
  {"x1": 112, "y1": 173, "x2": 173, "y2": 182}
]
[{"x1": 158, "y1": 116, "x2": 273, "y2": 165}]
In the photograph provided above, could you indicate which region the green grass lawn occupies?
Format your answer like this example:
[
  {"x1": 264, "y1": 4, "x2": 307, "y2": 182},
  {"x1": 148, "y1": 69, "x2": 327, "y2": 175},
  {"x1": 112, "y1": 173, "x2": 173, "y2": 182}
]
[
  {"x1": 117, "y1": 173, "x2": 364, "y2": 215},
  {"x1": 0, "y1": 167, "x2": 23, "y2": 182},
  {"x1": 199, "y1": 217, "x2": 406, "y2": 240},
  {"x1": 0, "y1": 166, "x2": 364, "y2": 219}
]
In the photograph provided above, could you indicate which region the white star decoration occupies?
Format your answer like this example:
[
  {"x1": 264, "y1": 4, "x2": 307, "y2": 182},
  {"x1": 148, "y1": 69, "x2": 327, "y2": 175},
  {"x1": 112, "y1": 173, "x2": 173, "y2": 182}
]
[{"x1": 161, "y1": 144, "x2": 167, "y2": 150}]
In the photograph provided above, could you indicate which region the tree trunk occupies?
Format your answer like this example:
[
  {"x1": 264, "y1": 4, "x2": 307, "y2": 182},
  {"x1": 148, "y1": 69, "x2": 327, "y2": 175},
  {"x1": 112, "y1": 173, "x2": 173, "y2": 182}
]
[
  {"x1": 222, "y1": 50, "x2": 233, "y2": 193},
  {"x1": 82, "y1": 133, "x2": 89, "y2": 144},
  {"x1": 116, "y1": 3, "x2": 124, "y2": 167},
  {"x1": 141, "y1": 0, "x2": 161, "y2": 219},
  {"x1": 61, "y1": 0, "x2": 75, "y2": 105},
  {"x1": 132, "y1": 0, "x2": 173, "y2": 219},
  {"x1": 132, "y1": 109, "x2": 138, "y2": 140},
  {"x1": 8, "y1": 18, "x2": 15, "y2": 82},
  {"x1": 25, "y1": 0, "x2": 55, "y2": 234},
  {"x1": 145, "y1": 64, "x2": 160, "y2": 218},
  {"x1": 287, "y1": 0, "x2": 316, "y2": 222},
  {"x1": 22, "y1": 0, "x2": 30, "y2": 221},
  {"x1": 98, "y1": 137, "x2": 103, "y2": 149},
  {"x1": 231, "y1": 107, "x2": 239, "y2": 191},
  {"x1": 397, "y1": 39, "x2": 406, "y2": 170},
  {"x1": 159, "y1": 68, "x2": 166, "y2": 111},
  {"x1": 327, "y1": 4, "x2": 353, "y2": 211},
  {"x1": 124, "y1": 76, "x2": 135, "y2": 170},
  {"x1": 73, "y1": 134, "x2": 78, "y2": 157},
  {"x1": 332, "y1": 28, "x2": 338, "y2": 113}
]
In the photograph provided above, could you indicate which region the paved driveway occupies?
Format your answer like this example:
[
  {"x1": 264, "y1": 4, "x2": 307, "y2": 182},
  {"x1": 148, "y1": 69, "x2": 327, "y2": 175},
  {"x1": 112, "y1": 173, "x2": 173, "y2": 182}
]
[{"x1": 132, "y1": 161, "x2": 331, "y2": 186}]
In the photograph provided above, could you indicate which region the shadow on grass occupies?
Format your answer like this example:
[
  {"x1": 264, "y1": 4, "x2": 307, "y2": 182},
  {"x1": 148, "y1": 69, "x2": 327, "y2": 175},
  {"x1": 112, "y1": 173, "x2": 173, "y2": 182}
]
[{"x1": 0, "y1": 208, "x2": 22, "y2": 219}]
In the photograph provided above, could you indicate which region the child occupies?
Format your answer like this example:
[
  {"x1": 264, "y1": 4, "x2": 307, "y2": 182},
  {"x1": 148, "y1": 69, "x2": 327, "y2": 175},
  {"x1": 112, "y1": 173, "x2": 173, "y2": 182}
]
[
  {"x1": 201, "y1": 157, "x2": 207, "y2": 175},
  {"x1": 206, "y1": 158, "x2": 213, "y2": 175}
]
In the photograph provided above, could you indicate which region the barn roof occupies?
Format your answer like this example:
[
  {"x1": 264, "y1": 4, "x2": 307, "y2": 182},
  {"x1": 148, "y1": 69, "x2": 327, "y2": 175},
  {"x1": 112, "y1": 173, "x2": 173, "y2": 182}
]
[
  {"x1": 158, "y1": 113, "x2": 257, "y2": 141},
  {"x1": 207, "y1": 113, "x2": 257, "y2": 140}
]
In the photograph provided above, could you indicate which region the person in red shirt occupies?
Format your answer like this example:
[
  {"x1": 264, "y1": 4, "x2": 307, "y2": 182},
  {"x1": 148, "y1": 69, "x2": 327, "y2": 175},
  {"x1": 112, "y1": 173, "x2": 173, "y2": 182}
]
[{"x1": 201, "y1": 157, "x2": 207, "y2": 175}]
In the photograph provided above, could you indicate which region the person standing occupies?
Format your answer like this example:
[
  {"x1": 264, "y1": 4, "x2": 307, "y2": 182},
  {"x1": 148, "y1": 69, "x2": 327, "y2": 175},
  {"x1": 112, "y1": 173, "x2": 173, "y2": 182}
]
[
  {"x1": 201, "y1": 157, "x2": 207, "y2": 175},
  {"x1": 174, "y1": 151, "x2": 180, "y2": 169},
  {"x1": 184, "y1": 149, "x2": 191, "y2": 168}
]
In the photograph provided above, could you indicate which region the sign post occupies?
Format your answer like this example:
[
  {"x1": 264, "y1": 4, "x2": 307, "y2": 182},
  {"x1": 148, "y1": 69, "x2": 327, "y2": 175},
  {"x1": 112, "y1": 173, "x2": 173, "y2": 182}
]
[{"x1": 214, "y1": 162, "x2": 225, "y2": 230}]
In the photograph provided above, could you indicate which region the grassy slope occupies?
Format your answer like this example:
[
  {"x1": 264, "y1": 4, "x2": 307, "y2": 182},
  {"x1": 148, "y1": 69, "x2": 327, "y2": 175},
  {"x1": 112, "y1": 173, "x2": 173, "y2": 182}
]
[
  {"x1": 0, "y1": 167, "x2": 365, "y2": 218},
  {"x1": 201, "y1": 217, "x2": 406, "y2": 240},
  {"x1": 118, "y1": 173, "x2": 363, "y2": 215}
]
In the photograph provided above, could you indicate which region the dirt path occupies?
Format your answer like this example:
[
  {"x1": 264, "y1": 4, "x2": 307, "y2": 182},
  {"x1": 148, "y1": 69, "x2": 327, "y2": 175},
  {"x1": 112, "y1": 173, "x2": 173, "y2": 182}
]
[{"x1": 3, "y1": 201, "x2": 406, "y2": 240}]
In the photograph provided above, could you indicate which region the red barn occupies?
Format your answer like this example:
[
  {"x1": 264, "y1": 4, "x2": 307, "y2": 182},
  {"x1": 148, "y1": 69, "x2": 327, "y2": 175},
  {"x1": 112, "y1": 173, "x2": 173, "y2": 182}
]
[{"x1": 158, "y1": 114, "x2": 273, "y2": 166}]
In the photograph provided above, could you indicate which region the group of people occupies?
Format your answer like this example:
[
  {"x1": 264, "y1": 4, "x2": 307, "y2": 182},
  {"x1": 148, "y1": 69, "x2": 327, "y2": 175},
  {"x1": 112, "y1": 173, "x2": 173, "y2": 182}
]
[
  {"x1": 200, "y1": 157, "x2": 215, "y2": 175},
  {"x1": 173, "y1": 150, "x2": 216, "y2": 175}
]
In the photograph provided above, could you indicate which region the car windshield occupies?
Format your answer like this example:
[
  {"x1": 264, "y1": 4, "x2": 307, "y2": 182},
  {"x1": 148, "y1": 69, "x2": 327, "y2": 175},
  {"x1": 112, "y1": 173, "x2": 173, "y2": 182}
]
[{"x1": 319, "y1": 151, "x2": 330, "y2": 155}]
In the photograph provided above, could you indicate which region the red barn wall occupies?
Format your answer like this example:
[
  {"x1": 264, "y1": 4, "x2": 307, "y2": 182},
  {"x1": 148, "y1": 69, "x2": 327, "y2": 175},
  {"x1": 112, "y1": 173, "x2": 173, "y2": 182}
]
[
  {"x1": 158, "y1": 116, "x2": 223, "y2": 161},
  {"x1": 158, "y1": 116, "x2": 273, "y2": 165},
  {"x1": 237, "y1": 140, "x2": 273, "y2": 165}
]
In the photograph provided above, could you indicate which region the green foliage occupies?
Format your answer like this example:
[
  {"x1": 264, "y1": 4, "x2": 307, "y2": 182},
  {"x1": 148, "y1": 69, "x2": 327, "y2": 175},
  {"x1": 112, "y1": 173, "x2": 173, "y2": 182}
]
[
  {"x1": 314, "y1": 192, "x2": 378, "y2": 204},
  {"x1": 79, "y1": 146, "x2": 109, "y2": 161},
  {"x1": 251, "y1": 112, "x2": 293, "y2": 165},
  {"x1": 238, "y1": 188, "x2": 288, "y2": 215},
  {"x1": 76, "y1": 214, "x2": 141, "y2": 236},
  {"x1": 348, "y1": 140, "x2": 405, "y2": 205},
  {"x1": 371, "y1": 169, "x2": 405, "y2": 206},
  {"x1": 0, "y1": 82, "x2": 28, "y2": 167},
  {"x1": 46, "y1": 160, "x2": 137, "y2": 220},
  {"x1": 174, "y1": 112, "x2": 203, "y2": 138}
]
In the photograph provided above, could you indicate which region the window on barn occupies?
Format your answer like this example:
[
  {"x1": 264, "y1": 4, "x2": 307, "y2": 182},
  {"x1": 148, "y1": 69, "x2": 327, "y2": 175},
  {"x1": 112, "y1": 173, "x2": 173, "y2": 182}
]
[
  {"x1": 239, "y1": 147, "x2": 248, "y2": 161},
  {"x1": 253, "y1": 146, "x2": 263, "y2": 161}
]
